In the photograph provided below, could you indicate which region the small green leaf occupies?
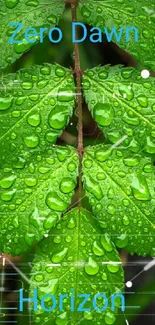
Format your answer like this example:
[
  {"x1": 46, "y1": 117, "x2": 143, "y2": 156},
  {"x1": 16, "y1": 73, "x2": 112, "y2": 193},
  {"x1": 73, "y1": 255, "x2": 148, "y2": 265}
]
[
  {"x1": 0, "y1": 146, "x2": 78, "y2": 255},
  {"x1": 83, "y1": 65, "x2": 155, "y2": 154},
  {"x1": 30, "y1": 207, "x2": 124, "y2": 324},
  {"x1": 79, "y1": 0, "x2": 155, "y2": 67},
  {"x1": 0, "y1": 63, "x2": 75, "y2": 165},
  {"x1": 0, "y1": 0, "x2": 64, "y2": 70},
  {"x1": 83, "y1": 144, "x2": 155, "y2": 256}
]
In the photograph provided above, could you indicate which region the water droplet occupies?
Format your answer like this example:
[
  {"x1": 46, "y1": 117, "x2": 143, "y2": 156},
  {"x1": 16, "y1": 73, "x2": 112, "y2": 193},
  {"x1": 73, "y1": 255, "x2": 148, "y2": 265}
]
[
  {"x1": 107, "y1": 204, "x2": 116, "y2": 215},
  {"x1": 14, "y1": 40, "x2": 31, "y2": 54},
  {"x1": 46, "y1": 192, "x2": 68, "y2": 212},
  {"x1": 107, "y1": 263, "x2": 119, "y2": 274},
  {"x1": 101, "y1": 234, "x2": 113, "y2": 252},
  {"x1": 85, "y1": 175, "x2": 102, "y2": 200},
  {"x1": 105, "y1": 311, "x2": 116, "y2": 324},
  {"x1": 52, "y1": 247, "x2": 68, "y2": 263},
  {"x1": 115, "y1": 234, "x2": 128, "y2": 248},
  {"x1": 26, "y1": 0, "x2": 39, "y2": 7},
  {"x1": 95, "y1": 148, "x2": 112, "y2": 162},
  {"x1": 40, "y1": 65, "x2": 51, "y2": 75},
  {"x1": 0, "y1": 97, "x2": 13, "y2": 111},
  {"x1": 27, "y1": 112, "x2": 41, "y2": 127},
  {"x1": 5, "y1": 0, "x2": 19, "y2": 8},
  {"x1": 93, "y1": 103, "x2": 114, "y2": 126},
  {"x1": 24, "y1": 135, "x2": 39, "y2": 148},
  {"x1": 58, "y1": 87, "x2": 74, "y2": 102},
  {"x1": 81, "y1": 6, "x2": 91, "y2": 18},
  {"x1": 25, "y1": 233, "x2": 35, "y2": 246},
  {"x1": 22, "y1": 82, "x2": 33, "y2": 90},
  {"x1": 43, "y1": 214, "x2": 57, "y2": 230},
  {"x1": 85, "y1": 257, "x2": 99, "y2": 275},
  {"x1": 0, "y1": 175, "x2": 16, "y2": 189},
  {"x1": 123, "y1": 157, "x2": 139, "y2": 167},
  {"x1": 13, "y1": 157, "x2": 25, "y2": 169},
  {"x1": 1, "y1": 189, "x2": 16, "y2": 202},
  {"x1": 123, "y1": 216, "x2": 130, "y2": 226},
  {"x1": 56, "y1": 312, "x2": 67, "y2": 325},
  {"x1": 67, "y1": 217, "x2": 76, "y2": 229},
  {"x1": 92, "y1": 241, "x2": 105, "y2": 256},
  {"x1": 34, "y1": 273, "x2": 44, "y2": 282},
  {"x1": 48, "y1": 105, "x2": 69, "y2": 129},
  {"x1": 55, "y1": 66, "x2": 66, "y2": 77},
  {"x1": 60, "y1": 177, "x2": 76, "y2": 194},
  {"x1": 131, "y1": 175, "x2": 151, "y2": 201},
  {"x1": 25, "y1": 177, "x2": 37, "y2": 187},
  {"x1": 84, "y1": 311, "x2": 93, "y2": 320}
]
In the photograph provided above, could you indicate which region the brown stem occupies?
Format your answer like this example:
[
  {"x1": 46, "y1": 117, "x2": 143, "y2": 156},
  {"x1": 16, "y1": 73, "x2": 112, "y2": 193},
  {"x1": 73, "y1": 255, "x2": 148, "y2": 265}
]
[{"x1": 71, "y1": 1, "x2": 83, "y2": 206}]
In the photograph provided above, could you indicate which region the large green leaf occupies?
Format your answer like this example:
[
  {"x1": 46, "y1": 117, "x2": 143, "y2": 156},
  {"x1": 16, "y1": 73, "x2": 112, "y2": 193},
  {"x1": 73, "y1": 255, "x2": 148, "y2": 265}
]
[
  {"x1": 0, "y1": 146, "x2": 78, "y2": 255},
  {"x1": 0, "y1": 63, "x2": 75, "y2": 165},
  {"x1": 0, "y1": 0, "x2": 64, "y2": 71},
  {"x1": 83, "y1": 144, "x2": 155, "y2": 256},
  {"x1": 79, "y1": 0, "x2": 155, "y2": 67},
  {"x1": 83, "y1": 65, "x2": 155, "y2": 154},
  {"x1": 30, "y1": 207, "x2": 124, "y2": 325}
]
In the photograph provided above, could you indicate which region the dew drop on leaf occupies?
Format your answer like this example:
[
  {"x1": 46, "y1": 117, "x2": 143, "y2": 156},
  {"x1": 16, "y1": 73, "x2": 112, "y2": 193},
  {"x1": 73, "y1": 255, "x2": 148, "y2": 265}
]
[
  {"x1": 101, "y1": 234, "x2": 113, "y2": 252},
  {"x1": 52, "y1": 247, "x2": 68, "y2": 263},
  {"x1": 55, "y1": 67, "x2": 66, "y2": 77},
  {"x1": 0, "y1": 175, "x2": 16, "y2": 189},
  {"x1": 107, "y1": 263, "x2": 119, "y2": 274},
  {"x1": 57, "y1": 87, "x2": 74, "y2": 102},
  {"x1": 105, "y1": 311, "x2": 116, "y2": 325},
  {"x1": 5, "y1": 0, "x2": 19, "y2": 8},
  {"x1": 115, "y1": 234, "x2": 128, "y2": 248},
  {"x1": 93, "y1": 103, "x2": 114, "y2": 126},
  {"x1": 46, "y1": 192, "x2": 68, "y2": 212},
  {"x1": 27, "y1": 112, "x2": 41, "y2": 127},
  {"x1": 48, "y1": 106, "x2": 69, "y2": 130},
  {"x1": 25, "y1": 177, "x2": 37, "y2": 187},
  {"x1": 1, "y1": 189, "x2": 16, "y2": 202},
  {"x1": 0, "y1": 97, "x2": 13, "y2": 111},
  {"x1": 92, "y1": 241, "x2": 105, "y2": 256},
  {"x1": 85, "y1": 257, "x2": 99, "y2": 275},
  {"x1": 55, "y1": 312, "x2": 67, "y2": 325},
  {"x1": 60, "y1": 177, "x2": 76, "y2": 194},
  {"x1": 23, "y1": 135, "x2": 39, "y2": 148},
  {"x1": 131, "y1": 175, "x2": 151, "y2": 201}
]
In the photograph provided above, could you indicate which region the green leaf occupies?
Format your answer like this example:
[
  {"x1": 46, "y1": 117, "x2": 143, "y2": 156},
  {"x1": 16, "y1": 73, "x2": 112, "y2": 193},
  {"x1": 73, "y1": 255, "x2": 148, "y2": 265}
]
[
  {"x1": 79, "y1": 0, "x2": 155, "y2": 67},
  {"x1": 0, "y1": 146, "x2": 78, "y2": 255},
  {"x1": 30, "y1": 207, "x2": 124, "y2": 324},
  {"x1": 0, "y1": 0, "x2": 64, "y2": 71},
  {"x1": 0, "y1": 63, "x2": 75, "y2": 165},
  {"x1": 83, "y1": 144, "x2": 155, "y2": 256},
  {"x1": 83, "y1": 65, "x2": 155, "y2": 154}
]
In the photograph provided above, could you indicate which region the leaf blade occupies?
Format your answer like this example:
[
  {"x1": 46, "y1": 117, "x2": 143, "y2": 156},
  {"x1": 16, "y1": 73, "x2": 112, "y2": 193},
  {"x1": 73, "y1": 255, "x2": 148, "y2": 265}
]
[
  {"x1": 0, "y1": 146, "x2": 78, "y2": 255},
  {"x1": 0, "y1": 63, "x2": 75, "y2": 165},
  {"x1": 30, "y1": 207, "x2": 124, "y2": 324},
  {"x1": 83, "y1": 65, "x2": 155, "y2": 154},
  {"x1": 79, "y1": 0, "x2": 155, "y2": 67},
  {"x1": 83, "y1": 144, "x2": 155, "y2": 256},
  {"x1": 0, "y1": 0, "x2": 64, "y2": 70}
]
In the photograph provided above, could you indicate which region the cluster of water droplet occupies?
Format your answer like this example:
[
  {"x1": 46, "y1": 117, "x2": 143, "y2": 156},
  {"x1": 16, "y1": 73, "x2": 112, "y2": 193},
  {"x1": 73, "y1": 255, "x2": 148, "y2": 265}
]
[
  {"x1": 30, "y1": 207, "x2": 124, "y2": 325},
  {"x1": 0, "y1": 64, "x2": 75, "y2": 166},
  {"x1": 79, "y1": 0, "x2": 155, "y2": 65},
  {"x1": 83, "y1": 144, "x2": 155, "y2": 257},
  {"x1": 0, "y1": 0, "x2": 64, "y2": 69},
  {"x1": 83, "y1": 65, "x2": 155, "y2": 154},
  {"x1": 0, "y1": 144, "x2": 78, "y2": 255}
]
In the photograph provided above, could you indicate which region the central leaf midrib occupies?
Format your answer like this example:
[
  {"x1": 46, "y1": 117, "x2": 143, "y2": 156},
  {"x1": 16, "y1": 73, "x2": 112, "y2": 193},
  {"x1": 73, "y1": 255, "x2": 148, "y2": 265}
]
[{"x1": 86, "y1": 74, "x2": 155, "y2": 129}]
